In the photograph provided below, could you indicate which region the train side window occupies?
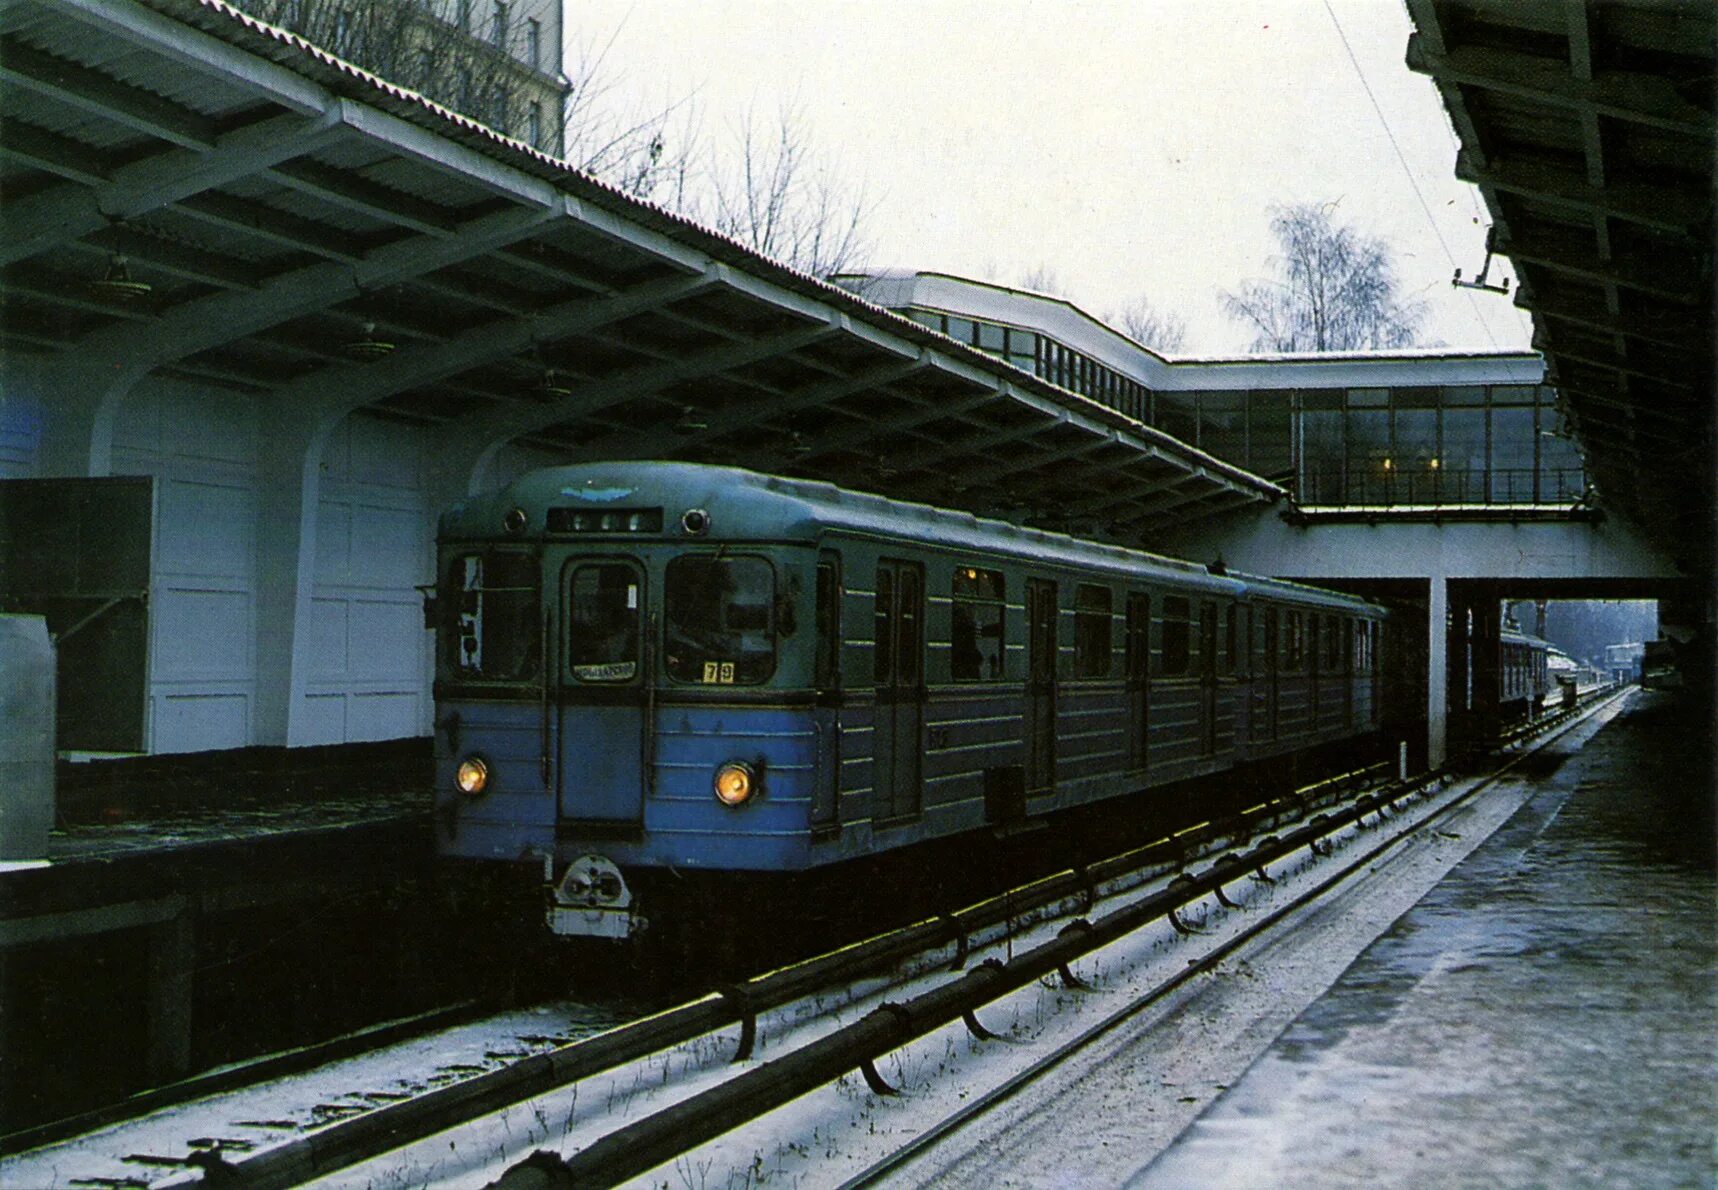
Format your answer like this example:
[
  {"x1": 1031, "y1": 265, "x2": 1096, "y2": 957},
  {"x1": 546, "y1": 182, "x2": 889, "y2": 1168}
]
[
  {"x1": 1073, "y1": 584, "x2": 1112, "y2": 678},
  {"x1": 815, "y1": 554, "x2": 841, "y2": 690},
  {"x1": 1126, "y1": 593, "x2": 1150, "y2": 682},
  {"x1": 1224, "y1": 605, "x2": 1239, "y2": 676},
  {"x1": 874, "y1": 567, "x2": 894, "y2": 683},
  {"x1": 1161, "y1": 595, "x2": 1190, "y2": 675},
  {"x1": 898, "y1": 566, "x2": 923, "y2": 686},
  {"x1": 1325, "y1": 615, "x2": 1341, "y2": 670},
  {"x1": 1284, "y1": 611, "x2": 1303, "y2": 671},
  {"x1": 951, "y1": 566, "x2": 1005, "y2": 681}
]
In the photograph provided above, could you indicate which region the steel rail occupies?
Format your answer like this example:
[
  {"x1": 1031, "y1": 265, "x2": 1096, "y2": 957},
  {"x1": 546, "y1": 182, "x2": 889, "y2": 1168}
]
[
  {"x1": 492, "y1": 690, "x2": 1629, "y2": 1188},
  {"x1": 492, "y1": 794, "x2": 1426, "y2": 1186},
  {"x1": 185, "y1": 764, "x2": 1389, "y2": 1188},
  {"x1": 835, "y1": 685, "x2": 1631, "y2": 1186}
]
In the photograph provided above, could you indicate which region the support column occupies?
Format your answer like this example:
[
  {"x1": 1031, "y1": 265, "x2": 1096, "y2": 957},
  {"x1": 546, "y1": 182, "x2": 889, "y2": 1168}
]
[
  {"x1": 145, "y1": 908, "x2": 195, "y2": 1084},
  {"x1": 1427, "y1": 574, "x2": 1448, "y2": 769},
  {"x1": 252, "y1": 408, "x2": 334, "y2": 747},
  {"x1": 1472, "y1": 593, "x2": 1501, "y2": 739}
]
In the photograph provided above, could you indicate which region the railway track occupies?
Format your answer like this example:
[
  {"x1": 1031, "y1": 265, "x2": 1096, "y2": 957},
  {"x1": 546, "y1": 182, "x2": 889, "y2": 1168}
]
[{"x1": 1, "y1": 688, "x2": 1624, "y2": 1189}]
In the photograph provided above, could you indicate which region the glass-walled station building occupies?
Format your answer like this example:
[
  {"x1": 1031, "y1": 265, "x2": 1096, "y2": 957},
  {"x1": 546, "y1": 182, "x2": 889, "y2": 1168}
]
[{"x1": 835, "y1": 271, "x2": 1585, "y2": 510}]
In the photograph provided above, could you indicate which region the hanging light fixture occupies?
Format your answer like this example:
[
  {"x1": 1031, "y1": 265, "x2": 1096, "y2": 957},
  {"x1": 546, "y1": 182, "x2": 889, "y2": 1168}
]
[
  {"x1": 89, "y1": 253, "x2": 153, "y2": 304},
  {"x1": 534, "y1": 367, "x2": 573, "y2": 399},
  {"x1": 343, "y1": 319, "x2": 395, "y2": 361},
  {"x1": 673, "y1": 405, "x2": 709, "y2": 435}
]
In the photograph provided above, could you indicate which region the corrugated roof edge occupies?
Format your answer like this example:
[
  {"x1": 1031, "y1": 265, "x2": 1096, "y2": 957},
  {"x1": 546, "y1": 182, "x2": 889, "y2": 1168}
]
[{"x1": 138, "y1": 0, "x2": 1283, "y2": 502}]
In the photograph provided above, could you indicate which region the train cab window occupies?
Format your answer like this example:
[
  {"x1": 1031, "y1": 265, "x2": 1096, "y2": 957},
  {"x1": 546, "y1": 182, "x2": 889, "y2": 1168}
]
[
  {"x1": 566, "y1": 562, "x2": 640, "y2": 681},
  {"x1": 664, "y1": 555, "x2": 776, "y2": 684},
  {"x1": 1073, "y1": 584, "x2": 1113, "y2": 678},
  {"x1": 1161, "y1": 596, "x2": 1190, "y2": 676},
  {"x1": 951, "y1": 566, "x2": 1005, "y2": 681},
  {"x1": 448, "y1": 550, "x2": 539, "y2": 680}
]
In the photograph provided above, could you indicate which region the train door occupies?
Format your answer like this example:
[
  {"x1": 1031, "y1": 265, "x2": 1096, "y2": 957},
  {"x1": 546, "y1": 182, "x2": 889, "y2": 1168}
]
[
  {"x1": 1199, "y1": 601, "x2": 1218, "y2": 755},
  {"x1": 1340, "y1": 616, "x2": 1355, "y2": 729},
  {"x1": 872, "y1": 560, "x2": 923, "y2": 821},
  {"x1": 1125, "y1": 593, "x2": 1150, "y2": 771},
  {"x1": 1261, "y1": 605, "x2": 1279, "y2": 740},
  {"x1": 1307, "y1": 614, "x2": 1321, "y2": 734},
  {"x1": 559, "y1": 558, "x2": 647, "y2": 823},
  {"x1": 811, "y1": 551, "x2": 842, "y2": 831},
  {"x1": 1025, "y1": 578, "x2": 1058, "y2": 793},
  {"x1": 1234, "y1": 604, "x2": 1252, "y2": 745}
]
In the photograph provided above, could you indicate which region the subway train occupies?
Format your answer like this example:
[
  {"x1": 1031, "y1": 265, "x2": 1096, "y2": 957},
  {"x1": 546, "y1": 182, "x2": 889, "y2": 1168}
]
[
  {"x1": 1500, "y1": 627, "x2": 1553, "y2": 714},
  {"x1": 429, "y1": 462, "x2": 1389, "y2": 939}
]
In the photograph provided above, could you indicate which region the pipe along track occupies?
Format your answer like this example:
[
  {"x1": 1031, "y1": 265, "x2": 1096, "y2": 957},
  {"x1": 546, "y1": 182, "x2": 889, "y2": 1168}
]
[
  {"x1": 489, "y1": 687, "x2": 1627, "y2": 1190},
  {"x1": 185, "y1": 691, "x2": 1617, "y2": 1188},
  {"x1": 171, "y1": 763, "x2": 1385, "y2": 1188}
]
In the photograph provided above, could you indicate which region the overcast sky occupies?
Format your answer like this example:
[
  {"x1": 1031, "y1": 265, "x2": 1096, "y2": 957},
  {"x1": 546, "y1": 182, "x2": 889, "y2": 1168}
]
[{"x1": 576, "y1": 0, "x2": 1534, "y2": 355}]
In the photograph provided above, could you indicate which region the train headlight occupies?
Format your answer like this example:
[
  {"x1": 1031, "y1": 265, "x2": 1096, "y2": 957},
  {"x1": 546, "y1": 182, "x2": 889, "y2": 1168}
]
[
  {"x1": 456, "y1": 756, "x2": 490, "y2": 797},
  {"x1": 713, "y1": 761, "x2": 756, "y2": 807}
]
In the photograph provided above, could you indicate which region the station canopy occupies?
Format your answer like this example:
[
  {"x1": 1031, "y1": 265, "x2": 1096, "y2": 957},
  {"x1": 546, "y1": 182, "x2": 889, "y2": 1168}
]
[
  {"x1": 1407, "y1": 0, "x2": 1715, "y2": 576},
  {"x1": 0, "y1": 0, "x2": 1281, "y2": 542}
]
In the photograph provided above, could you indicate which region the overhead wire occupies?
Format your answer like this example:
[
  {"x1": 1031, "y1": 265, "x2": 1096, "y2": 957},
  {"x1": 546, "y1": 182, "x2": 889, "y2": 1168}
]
[{"x1": 1319, "y1": 0, "x2": 1504, "y2": 348}]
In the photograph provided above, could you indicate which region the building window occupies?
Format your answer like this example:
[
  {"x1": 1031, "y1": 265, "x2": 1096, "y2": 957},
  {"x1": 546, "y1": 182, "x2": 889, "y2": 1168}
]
[
  {"x1": 1074, "y1": 584, "x2": 1112, "y2": 678},
  {"x1": 527, "y1": 100, "x2": 543, "y2": 148},
  {"x1": 491, "y1": 1, "x2": 508, "y2": 48},
  {"x1": 526, "y1": 17, "x2": 541, "y2": 68},
  {"x1": 458, "y1": 0, "x2": 472, "y2": 30}
]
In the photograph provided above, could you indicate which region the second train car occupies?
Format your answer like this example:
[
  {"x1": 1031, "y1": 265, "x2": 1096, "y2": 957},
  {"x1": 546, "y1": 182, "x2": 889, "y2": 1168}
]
[{"x1": 431, "y1": 462, "x2": 1387, "y2": 937}]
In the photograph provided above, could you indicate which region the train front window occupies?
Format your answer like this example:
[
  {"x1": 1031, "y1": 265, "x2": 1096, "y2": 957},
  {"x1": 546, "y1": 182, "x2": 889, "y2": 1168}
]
[
  {"x1": 448, "y1": 551, "x2": 539, "y2": 680},
  {"x1": 665, "y1": 555, "x2": 776, "y2": 684},
  {"x1": 567, "y1": 562, "x2": 640, "y2": 682}
]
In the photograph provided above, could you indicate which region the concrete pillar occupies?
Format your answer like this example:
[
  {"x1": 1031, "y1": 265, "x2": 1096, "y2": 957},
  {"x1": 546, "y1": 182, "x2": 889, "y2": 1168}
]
[
  {"x1": 1472, "y1": 595, "x2": 1501, "y2": 736},
  {"x1": 145, "y1": 909, "x2": 195, "y2": 1084},
  {"x1": 252, "y1": 408, "x2": 333, "y2": 747},
  {"x1": 1427, "y1": 575, "x2": 1448, "y2": 769}
]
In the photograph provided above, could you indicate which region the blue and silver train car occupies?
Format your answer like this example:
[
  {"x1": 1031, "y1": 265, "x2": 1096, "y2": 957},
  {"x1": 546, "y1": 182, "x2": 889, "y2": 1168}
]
[{"x1": 431, "y1": 462, "x2": 1387, "y2": 937}]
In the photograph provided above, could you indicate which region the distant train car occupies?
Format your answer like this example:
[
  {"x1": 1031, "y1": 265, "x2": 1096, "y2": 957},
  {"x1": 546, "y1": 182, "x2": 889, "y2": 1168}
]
[
  {"x1": 430, "y1": 462, "x2": 1388, "y2": 938},
  {"x1": 1500, "y1": 628, "x2": 1552, "y2": 716}
]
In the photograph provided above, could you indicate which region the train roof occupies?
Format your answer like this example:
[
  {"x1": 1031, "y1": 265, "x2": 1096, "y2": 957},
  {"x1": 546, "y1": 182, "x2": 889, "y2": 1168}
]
[{"x1": 446, "y1": 462, "x2": 1379, "y2": 613}]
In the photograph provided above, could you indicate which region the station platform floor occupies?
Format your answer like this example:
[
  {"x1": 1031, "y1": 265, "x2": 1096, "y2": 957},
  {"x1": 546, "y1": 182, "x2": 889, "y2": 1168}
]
[{"x1": 1134, "y1": 689, "x2": 1716, "y2": 1187}]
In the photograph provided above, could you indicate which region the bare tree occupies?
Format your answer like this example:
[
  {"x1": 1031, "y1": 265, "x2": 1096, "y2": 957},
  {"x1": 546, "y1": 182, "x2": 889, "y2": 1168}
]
[
  {"x1": 1221, "y1": 201, "x2": 1425, "y2": 352},
  {"x1": 1019, "y1": 264, "x2": 1069, "y2": 297},
  {"x1": 240, "y1": 1, "x2": 870, "y2": 277},
  {"x1": 1109, "y1": 295, "x2": 1188, "y2": 353},
  {"x1": 695, "y1": 100, "x2": 871, "y2": 280}
]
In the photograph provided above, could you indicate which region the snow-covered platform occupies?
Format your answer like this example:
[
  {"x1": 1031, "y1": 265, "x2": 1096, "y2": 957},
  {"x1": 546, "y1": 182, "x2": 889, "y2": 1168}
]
[{"x1": 1134, "y1": 689, "x2": 1716, "y2": 1187}]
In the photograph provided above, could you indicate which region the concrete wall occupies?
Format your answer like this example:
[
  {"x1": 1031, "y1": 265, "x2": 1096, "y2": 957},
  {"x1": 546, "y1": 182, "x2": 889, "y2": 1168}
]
[{"x1": 3, "y1": 367, "x2": 565, "y2": 755}]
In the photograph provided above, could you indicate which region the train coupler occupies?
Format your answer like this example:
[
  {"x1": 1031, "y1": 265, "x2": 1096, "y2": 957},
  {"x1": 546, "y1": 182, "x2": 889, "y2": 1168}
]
[{"x1": 545, "y1": 854, "x2": 644, "y2": 940}]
